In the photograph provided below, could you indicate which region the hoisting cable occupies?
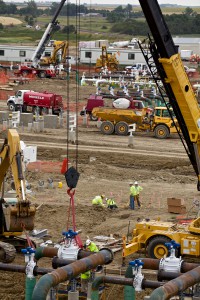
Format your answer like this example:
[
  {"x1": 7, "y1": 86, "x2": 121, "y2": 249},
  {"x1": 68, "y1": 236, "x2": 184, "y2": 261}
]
[{"x1": 63, "y1": 0, "x2": 81, "y2": 247}]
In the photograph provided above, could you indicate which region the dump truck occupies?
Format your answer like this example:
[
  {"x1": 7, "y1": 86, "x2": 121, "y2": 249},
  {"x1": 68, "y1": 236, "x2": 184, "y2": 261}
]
[
  {"x1": 80, "y1": 94, "x2": 153, "y2": 121},
  {"x1": 92, "y1": 106, "x2": 178, "y2": 139},
  {"x1": 7, "y1": 89, "x2": 63, "y2": 115}
]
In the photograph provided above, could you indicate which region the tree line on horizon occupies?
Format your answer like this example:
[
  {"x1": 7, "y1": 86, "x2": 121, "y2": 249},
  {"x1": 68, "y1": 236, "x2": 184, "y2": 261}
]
[{"x1": 0, "y1": 0, "x2": 200, "y2": 35}]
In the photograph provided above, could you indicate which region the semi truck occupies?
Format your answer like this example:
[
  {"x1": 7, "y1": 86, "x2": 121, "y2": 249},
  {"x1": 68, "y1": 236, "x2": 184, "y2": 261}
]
[{"x1": 7, "y1": 90, "x2": 63, "y2": 115}]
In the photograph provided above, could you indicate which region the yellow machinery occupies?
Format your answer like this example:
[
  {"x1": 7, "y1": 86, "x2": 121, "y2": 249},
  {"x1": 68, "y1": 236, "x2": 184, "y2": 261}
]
[
  {"x1": 122, "y1": 0, "x2": 200, "y2": 261},
  {"x1": 122, "y1": 218, "x2": 200, "y2": 260},
  {"x1": 92, "y1": 106, "x2": 178, "y2": 138},
  {"x1": 40, "y1": 40, "x2": 68, "y2": 65},
  {"x1": 95, "y1": 45, "x2": 119, "y2": 72},
  {"x1": 0, "y1": 129, "x2": 36, "y2": 262}
]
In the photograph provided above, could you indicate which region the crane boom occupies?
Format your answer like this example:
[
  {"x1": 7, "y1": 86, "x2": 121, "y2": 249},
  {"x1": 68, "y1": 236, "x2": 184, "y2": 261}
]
[
  {"x1": 31, "y1": 0, "x2": 67, "y2": 67},
  {"x1": 139, "y1": 0, "x2": 200, "y2": 190}
]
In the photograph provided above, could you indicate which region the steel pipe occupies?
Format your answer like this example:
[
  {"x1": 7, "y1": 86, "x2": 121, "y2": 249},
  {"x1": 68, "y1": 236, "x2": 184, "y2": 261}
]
[
  {"x1": 140, "y1": 258, "x2": 200, "y2": 273},
  {"x1": 35, "y1": 246, "x2": 94, "y2": 262},
  {"x1": 0, "y1": 263, "x2": 52, "y2": 276},
  {"x1": 149, "y1": 266, "x2": 200, "y2": 299},
  {"x1": 32, "y1": 248, "x2": 114, "y2": 300},
  {"x1": 35, "y1": 246, "x2": 58, "y2": 261},
  {"x1": 52, "y1": 250, "x2": 94, "y2": 268},
  {"x1": 140, "y1": 258, "x2": 160, "y2": 270},
  {"x1": 157, "y1": 270, "x2": 182, "y2": 281}
]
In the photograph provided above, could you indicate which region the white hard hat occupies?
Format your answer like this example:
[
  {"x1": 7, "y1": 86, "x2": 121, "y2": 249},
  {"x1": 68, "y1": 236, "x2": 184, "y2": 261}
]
[
  {"x1": 85, "y1": 239, "x2": 91, "y2": 246},
  {"x1": 134, "y1": 181, "x2": 138, "y2": 185},
  {"x1": 129, "y1": 182, "x2": 133, "y2": 185}
]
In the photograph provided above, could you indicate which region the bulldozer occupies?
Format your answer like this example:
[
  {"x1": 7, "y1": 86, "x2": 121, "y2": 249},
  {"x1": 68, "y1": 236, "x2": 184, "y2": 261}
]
[
  {"x1": 40, "y1": 40, "x2": 68, "y2": 66},
  {"x1": 0, "y1": 129, "x2": 36, "y2": 262},
  {"x1": 95, "y1": 45, "x2": 119, "y2": 72}
]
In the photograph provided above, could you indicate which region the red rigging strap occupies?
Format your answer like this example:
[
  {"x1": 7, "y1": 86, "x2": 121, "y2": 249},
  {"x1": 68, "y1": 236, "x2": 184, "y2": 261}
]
[
  {"x1": 67, "y1": 188, "x2": 83, "y2": 248},
  {"x1": 21, "y1": 222, "x2": 35, "y2": 249}
]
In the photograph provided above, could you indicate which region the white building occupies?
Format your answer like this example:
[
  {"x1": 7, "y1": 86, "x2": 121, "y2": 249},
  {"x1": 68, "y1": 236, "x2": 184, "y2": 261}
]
[
  {"x1": 79, "y1": 47, "x2": 146, "y2": 65},
  {"x1": 0, "y1": 45, "x2": 53, "y2": 63}
]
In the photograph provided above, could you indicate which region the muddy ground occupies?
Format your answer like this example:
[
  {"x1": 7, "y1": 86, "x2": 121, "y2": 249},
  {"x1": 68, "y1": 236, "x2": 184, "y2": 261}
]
[{"x1": 0, "y1": 76, "x2": 200, "y2": 299}]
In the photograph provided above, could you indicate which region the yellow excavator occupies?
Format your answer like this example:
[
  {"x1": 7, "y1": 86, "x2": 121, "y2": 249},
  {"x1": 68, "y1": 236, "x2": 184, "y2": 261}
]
[
  {"x1": 0, "y1": 129, "x2": 36, "y2": 262},
  {"x1": 95, "y1": 45, "x2": 119, "y2": 72},
  {"x1": 40, "y1": 40, "x2": 68, "y2": 66}
]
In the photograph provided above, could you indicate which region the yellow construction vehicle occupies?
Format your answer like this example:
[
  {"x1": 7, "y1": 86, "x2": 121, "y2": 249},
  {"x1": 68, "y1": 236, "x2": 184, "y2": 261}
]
[
  {"x1": 95, "y1": 45, "x2": 119, "y2": 72},
  {"x1": 92, "y1": 106, "x2": 179, "y2": 138},
  {"x1": 122, "y1": 0, "x2": 200, "y2": 260},
  {"x1": 40, "y1": 40, "x2": 68, "y2": 66},
  {"x1": 123, "y1": 218, "x2": 200, "y2": 260},
  {"x1": 0, "y1": 129, "x2": 36, "y2": 262}
]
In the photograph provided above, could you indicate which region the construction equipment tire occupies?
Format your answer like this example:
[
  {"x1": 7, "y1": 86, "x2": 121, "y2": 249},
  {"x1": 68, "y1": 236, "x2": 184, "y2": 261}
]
[
  {"x1": 38, "y1": 71, "x2": 46, "y2": 78},
  {"x1": 0, "y1": 242, "x2": 16, "y2": 263},
  {"x1": 100, "y1": 121, "x2": 114, "y2": 135},
  {"x1": 89, "y1": 113, "x2": 98, "y2": 121},
  {"x1": 154, "y1": 125, "x2": 170, "y2": 139},
  {"x1": 147, "y1": 236, "x2": 170, "y2": 259},
  {"x1": 115, "y1": 122, "x2": 129, "y2": 136},
  {"x1": 8, "y1": 102, "x2": 16, "y2": 111}
]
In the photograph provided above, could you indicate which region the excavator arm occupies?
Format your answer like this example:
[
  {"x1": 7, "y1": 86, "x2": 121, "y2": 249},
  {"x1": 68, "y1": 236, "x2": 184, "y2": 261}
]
[
  {"x1": 139, "y1": 0, "x2": 200, "y2": 190},
  {"x1": 40, "y1": 41, "x2": 68, "y2": 66},
  {"x1": 0, "y1": 129, "x2": 36, "y2": 234},
  {"x1": 31, "y1": 0, "x2": 67, "y2": 67}
]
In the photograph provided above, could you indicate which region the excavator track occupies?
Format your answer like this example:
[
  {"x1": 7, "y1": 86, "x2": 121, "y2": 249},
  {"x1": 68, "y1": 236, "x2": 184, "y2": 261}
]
[{"x1": 0, "y1": 242, "x2": 16, "y2": 263}]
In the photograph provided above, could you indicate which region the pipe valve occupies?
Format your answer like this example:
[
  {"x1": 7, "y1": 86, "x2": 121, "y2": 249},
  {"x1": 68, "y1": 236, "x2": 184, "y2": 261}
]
[
  {"x1": 57, "y1": 229, "x2": 80, "y2": 260},
  {"x1": 129, "y1": 259, "x2": 144, "y2": 292},
  {"x1": 21, "y1": 247, "x2": 36, "y2": 278},
  {"x1": 159, "y1": 240, "x2": 183, "y2": 273}
]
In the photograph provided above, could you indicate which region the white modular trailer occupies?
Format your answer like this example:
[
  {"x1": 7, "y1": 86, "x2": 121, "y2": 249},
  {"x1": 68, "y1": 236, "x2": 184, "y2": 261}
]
[
  {"x1": 0, "y1": 45, "x2": 53, "y2": 63},
  {"x1": 79, "y1": 47, "x2": 146, "y2": 65}
]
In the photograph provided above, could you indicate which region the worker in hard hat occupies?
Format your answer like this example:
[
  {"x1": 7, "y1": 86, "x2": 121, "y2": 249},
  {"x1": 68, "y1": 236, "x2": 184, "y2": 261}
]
[
  {"x1": 106, "y1": 197, "x2": 118, "y2": 210},
  {"x1": 85, "y1": 239, "x2": 99, "y2": 252},
  {"x1": 92, "y1": 195, "x2": 105, "y2": 207},
  {"x1": 81, "y1": 239, "x2": 99, "y2": 293},
  {"x1": 130, "y1": 181, "x2": 143, "y2": 209}
]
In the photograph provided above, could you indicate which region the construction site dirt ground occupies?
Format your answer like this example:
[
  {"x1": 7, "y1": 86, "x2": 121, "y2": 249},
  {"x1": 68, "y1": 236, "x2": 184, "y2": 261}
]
[{"x1": 0, "y1": 77, "x2": 200, "y2": 299}]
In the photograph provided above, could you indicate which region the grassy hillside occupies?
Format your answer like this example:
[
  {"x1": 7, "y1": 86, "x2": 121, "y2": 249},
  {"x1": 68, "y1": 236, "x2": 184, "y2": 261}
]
[{"x1": 0, "y1": 5, "x2": 200, "y2": 45}]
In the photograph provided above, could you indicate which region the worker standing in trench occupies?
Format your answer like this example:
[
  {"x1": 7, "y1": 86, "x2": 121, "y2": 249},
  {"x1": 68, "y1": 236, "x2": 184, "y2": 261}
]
[{"x1": 129, "y1": 181, "x2": 143, "y2": 210}]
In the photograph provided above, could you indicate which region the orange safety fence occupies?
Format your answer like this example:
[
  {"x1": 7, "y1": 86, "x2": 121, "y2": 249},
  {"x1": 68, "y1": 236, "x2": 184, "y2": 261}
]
[
  {"x1": 27, "y1": 161, "x2": 63, "y2": 174},
  {"x1": 0, "y1": 69, "x2": 9, "y2": 84}
]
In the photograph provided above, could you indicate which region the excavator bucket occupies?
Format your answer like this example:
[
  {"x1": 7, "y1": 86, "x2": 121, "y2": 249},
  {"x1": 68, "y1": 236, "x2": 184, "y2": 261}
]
[{"x1": 2, "y1": 202, "x2": 35, "y2": 232}]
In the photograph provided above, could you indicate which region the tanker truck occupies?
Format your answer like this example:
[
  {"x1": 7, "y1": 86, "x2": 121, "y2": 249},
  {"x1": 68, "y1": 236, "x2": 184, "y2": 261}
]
[{"x1": 7, "y1": 90, "x2": 63, "y2": 115}]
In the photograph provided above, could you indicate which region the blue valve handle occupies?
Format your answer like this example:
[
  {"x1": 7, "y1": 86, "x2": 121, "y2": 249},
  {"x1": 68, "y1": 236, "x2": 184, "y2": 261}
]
[
  {"x1": 62, "y1": 229, "x2": 78, "y2": 238},
  {"x1": 21, "y1": 246, "x2": 35, "y2": 254},
  {"x1": 129, "y1": 259, "x2": 144, "y2": 267},
  {"x1": 165, "y1": 240, "x2": 180, "y2": 250}
]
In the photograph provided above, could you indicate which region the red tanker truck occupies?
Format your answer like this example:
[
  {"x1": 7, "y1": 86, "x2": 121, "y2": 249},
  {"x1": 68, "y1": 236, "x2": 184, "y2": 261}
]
[{"x1": 7, "y1": 90, "x2": 63, "y2": 115}]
